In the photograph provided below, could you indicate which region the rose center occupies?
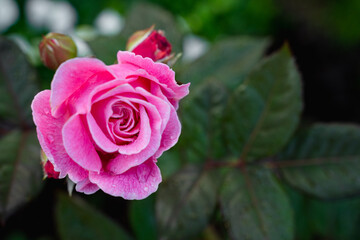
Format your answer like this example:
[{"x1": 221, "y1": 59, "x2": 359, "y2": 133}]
[{"x1": 108, "y1": 101, "x2": 140, "y2": 144}]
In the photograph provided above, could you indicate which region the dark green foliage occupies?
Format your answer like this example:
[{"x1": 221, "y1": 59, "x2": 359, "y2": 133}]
[
  {"x1": 220, "y1": 167, "x2": 293, "y2": 240},
  {"x1": 129, "y1": 196, "x2": 157, "y2": 240},
  {"x1": 0, "y1": 37, "x2": 42, "y2": 222},
  {"x1": 277, "y1": 124, "x2": 360, "y2": 199},
  {"x1": 224, "y1": 46, "x2": 302, "y2": 161},
  {"x1": 56, "y1": 193, "x2": 132, "y2": 240},
  {"x1": 0, "y1": 130, "x2": 42, "y2": 221},
  {"x1": 156, "y1": 166, "x2": 222, "y2": 240},
  {"x1": 0, "y1": 38, "x2": 39, "y2": 128}
]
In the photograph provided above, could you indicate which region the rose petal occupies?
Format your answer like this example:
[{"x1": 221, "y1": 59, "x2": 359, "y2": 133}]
[
  {"x1": 89, "y1": 158, "x2": 161, "y2": 200},
  {"x1": 117, "y1": 106, "x2": 151, "y2": 155},
  {"x1": 51, "y1": 58, "x2": 115, "y2": 117},
  {"x1": 75, "y1": 178, "x2": 99, "y2": 194},
  {"x1": 150, "y1": 84, "x2": 181, "y2": 157},
  {"x1": 62, "y1": 114, "x2": 102, "y2": 172},
  {"x1": 112, "y1": 51, "x2": 190, "y2": 100},
  {"x1": 87, "y1": 113, "x2": 119, "y2": 153},
  {"x1": 31, "y1": 90, "x2": 87, "y2": 182}
]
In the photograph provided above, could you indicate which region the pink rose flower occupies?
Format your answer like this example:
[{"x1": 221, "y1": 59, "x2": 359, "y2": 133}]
[{"x1": 31, "y1": 51, "x2": 190, "y2": 199}]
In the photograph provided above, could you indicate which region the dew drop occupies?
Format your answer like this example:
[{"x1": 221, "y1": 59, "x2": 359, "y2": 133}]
[
  {"x1": 136, "y1": 164, "x2": 151, "y2": 183},
  {"x1": 47, "y1": 134, "x2": 54, "y2": 143},
  {"x1": 144, "y1": 187, "x2": 148, "y2": 191},
  {"x1": 44, "y1": 108, "x2": 50, "y2": 114}
]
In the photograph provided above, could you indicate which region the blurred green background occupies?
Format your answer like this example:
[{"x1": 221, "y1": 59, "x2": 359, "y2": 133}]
[{"x1": 1, "y1": 0, "x2": 360, "y2": 240}]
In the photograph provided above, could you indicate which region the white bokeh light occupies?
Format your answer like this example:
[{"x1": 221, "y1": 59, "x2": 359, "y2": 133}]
[
  {"x1": 26, "y1": 0, "x2": 77, "y2": 33},
  {"x1": 0, "y1": 0, "x2": 19, "y2": 32},
  {"x1": 95, "y1": 9, "x2": 124, "y2": 36},
  {"x1": 182, "y1": 34, "x2": 209, "y2": 62}
]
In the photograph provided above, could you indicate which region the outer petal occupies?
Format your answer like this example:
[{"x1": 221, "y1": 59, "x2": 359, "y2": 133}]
[
  {"x1": 113, "y1": 51, "x2": 190, "y2": 100},
  {"x1": 155, "y1": 106, "x2": 181, "y2": 158},
  {"x1": 89, "y1": 158, "x2": 161, "y2": 200},
  {"x1": 151, "y1": 84, "x2": 181, "y2": 157},
  {"x1": 51, "y1": 58, "x2": 115, "y2": 117},
  {"x1": 75, "y1": 178, "x2": 99, "y2": 194},
  {"x1": 62, "y1": 114, "x2": 102, "y2": 173},
  {"x1": 31, "y1": 90, "x2": 87, "y2": 183}
]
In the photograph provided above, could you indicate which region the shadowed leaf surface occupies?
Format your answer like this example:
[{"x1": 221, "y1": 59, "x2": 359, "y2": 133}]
[
  {"x1": 224, "y1": 46, "x2": 302, "y2": 161},
  {"x1": 56, "y1": 193, "x2": 132, "y2": 240},
  {"x1": 156, "y1": 166, "x2": 222, "y2": 240},
  {"x1": 277, "y1": 124, "x2": 360, "y2": 199},
  {"x1": 178, "y1": 37, "x2": 269, "y2": 89},
  {"x1": 129, "y1": 195, "x2": 157, "y2": 240},
  {"x1": 178, "y1": 38, "x2": 269, "y2": 163},
  {"x1": 0, "y1": 130, "x2": 42, "y2": 221},
  {"x1": 0, "y1": 37, "x2": 38, "y2": 127},
  {"x1": 220, "y1": 167, "x2": 293, "y2": 240}
]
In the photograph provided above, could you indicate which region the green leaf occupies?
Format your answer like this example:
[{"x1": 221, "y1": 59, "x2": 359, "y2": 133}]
[
  {"x1": 129, "y1": 196, "x2": 157, "y2": 240},
  {"x1": 157, "y1": 148, "x2": 181, "y2": 180},
  {"x1": 122, "y1": 2, "x2": 183, "y2": 53},
  {"x1": 220, "y1": 167, "x2": 294, "y2": 240},
  {"x1": 0, "y1": 37, "x2": 39, "y2": 127},
  {"x1": 178, "y1": 37, "x2": 269, "y2": 89},
  {"x1": 224, "y1": 46, "x2": 302, "y2": 161},
  {"x1": 56, "y1": 193, "x2": 132, "y2": 240},
  {"x1": 178, "y1": 81, "x2": 229, "y2": 163},
  {"x1": 306, "y1": 197, "x2": 360, "y2": 240},
  {"x1": 178, "y1": 37, "x2": 269, "y2": 163},
  {"x1": 156, "y1": 166, "x2": 222, "y2": 240},
  {"x1": 0, "y1": 130, "x2": 42, "y2": 221},
  {"x1": 87, "y1": 35, "x2": 127, "y2": 65},
  {"x1": 275, "y1": 124, "x2": 360, "y2": 199},
  {"x1": 287, "y1": 186, "x2": 360, "y2": 240}
]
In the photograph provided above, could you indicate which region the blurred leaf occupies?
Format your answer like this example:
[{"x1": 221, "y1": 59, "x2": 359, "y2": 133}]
[
  {"x1": 220, "y1": 167, "x2": 293, "y2": 240},
  {"x1": 56, "y1": 193, "x2": 132, "y2": 240},
  {"x1": 0, "y1": 37, "x2": 39, "y2": 127},
  {"x1": 157, "y1": 148, "x2": 181, "y2": 180},
  {"x1": 129, "y1": 195, "x2": 157, "y2": 240},
  {"x1": 185, "y1": 0, "x2": 279, "y2": 40},
  {"x1": 156, "y1": 166, "x2": 222, "y2": 240},
  {"x1": 178, "y1": 37, "x2": 269, "y2": 89},
  {"x1": 284, "y1": 187, "x2": 312, "y2": 240},
  {"x1": 178, "y1": 37, "x2": 269, "y2": 163},
  {"x1": 279, "y1": 0, "x2": 360, "y2": 45},
  {"x1": 224, "y1": 46, "x2": 302, "y2": 161},
  {"x1": 179, "y1": 81, "x2": 228, "y2": 163},
  {"x1": 87, "y1": 35, "x2": 127, "y2": 65},
  {"x1": 286, "y1": 186, "x2": 360, "y2": 240},
  {"x1": 122, "y1": 2, "x2": 183, "y2": 53},
  {"x1": 306, "y1": 198, "x2": 360, "y2": 240},
  {"x1": 276, "y1": 124, "x2": 360, "y2": 199},
  {"x1": 0, "y1": 130, "x2": 42, "y2": 221}
]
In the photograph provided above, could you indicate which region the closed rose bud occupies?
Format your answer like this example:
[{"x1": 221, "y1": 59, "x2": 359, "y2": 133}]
[
  {"x1": 41, "y1": 149, "x2": 60, "y2": 179},
  {"x1": 39, "y1": 32, "x2": 77, "y2": 70},
  {"x1": 126, "y1": 25, "x2": 172, "y2": 62}
]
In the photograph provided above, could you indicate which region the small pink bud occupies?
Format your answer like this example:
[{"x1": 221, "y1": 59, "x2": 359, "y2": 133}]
[
  {"x1": 126, "y1": 25, "x2": 172, "y2": 62},
  {"x1": 41, "y1": 150, "x2": 60, "y2": 179},
  {"x1": 39, "y1": 32, "x2": 77, "y2": 70}
]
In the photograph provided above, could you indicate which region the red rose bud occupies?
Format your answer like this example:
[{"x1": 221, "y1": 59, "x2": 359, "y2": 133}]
[
  {"x1": 39, "y1": 32, "x2": 77, "y2": 70},
  {"x1": 126, "y1": 25, "x2": 172, "y2": 62},
  {"x1": 41, "y1": 149, "x2": 60, "y2": 179}
]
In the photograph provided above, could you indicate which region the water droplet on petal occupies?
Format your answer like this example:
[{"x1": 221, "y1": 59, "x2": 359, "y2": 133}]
[
  {"x1": 47, "y1": 134, "x2": 54, "y2": 143},
  {"x1": 136, "y1": 163, "x2": 151, "y2": 183},
  {"x1": 44, "y1": 108, "x2": 50, "y2": 114},
  {"x1": 144, "y1": 187, "x2": 148, "y2": 191}
]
